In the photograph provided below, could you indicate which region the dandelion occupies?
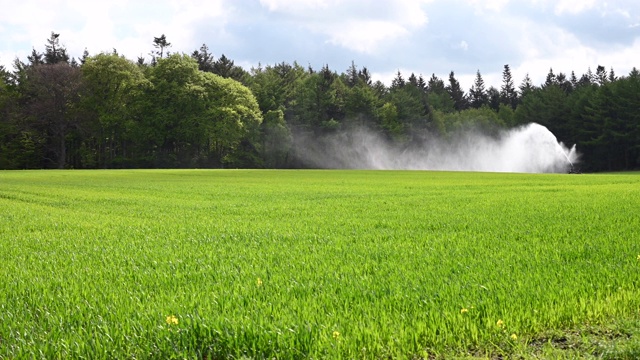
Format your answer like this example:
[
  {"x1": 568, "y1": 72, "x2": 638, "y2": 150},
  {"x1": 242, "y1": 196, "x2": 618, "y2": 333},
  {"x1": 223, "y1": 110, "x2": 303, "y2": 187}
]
[
  {"x1": 637, "y1": 254, "x2": 640, "y2": 261},
  {"x1": 166, "y1": 315, "x2": 179, "y2": 325},
  {"x1": 332, "y1": 331, "x2": 340, "y2": 340},
  {"x1": 496, "y1": 319, "x2": 504, "y2": 328},
  {"x1": 256, "y1": 277, "x2": 263, "y2": 287},
  {"x1": 461, "y1": 308, "x2": 469, "y2": 314},
  {"x1": 510, "y1": 333, "x2": 518, "y2": 340}
]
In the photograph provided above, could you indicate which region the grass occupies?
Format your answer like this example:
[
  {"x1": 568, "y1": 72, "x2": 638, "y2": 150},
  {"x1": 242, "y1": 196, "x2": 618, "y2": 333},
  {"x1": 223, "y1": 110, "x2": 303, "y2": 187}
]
[{"x1": 0, "y1": 169, "x2": 639, "y2": 359}]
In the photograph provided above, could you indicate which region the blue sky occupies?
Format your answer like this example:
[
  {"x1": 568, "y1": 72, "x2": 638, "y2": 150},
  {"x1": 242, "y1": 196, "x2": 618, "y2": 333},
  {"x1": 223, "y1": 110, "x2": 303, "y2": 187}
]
[{"x1": 1, "y1": 0, "x2": 638, "y2": 89}]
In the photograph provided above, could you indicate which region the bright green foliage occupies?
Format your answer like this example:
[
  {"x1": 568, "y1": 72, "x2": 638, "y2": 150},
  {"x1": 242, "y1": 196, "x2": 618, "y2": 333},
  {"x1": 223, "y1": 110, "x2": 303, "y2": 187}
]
[
  {"x1": 379, "y1": 102, "x2": 405, "y2": 141},
  {"x1": 1, "y1": 170, "x2": 639, "y2": 359},
  {"x1": 143, "y1": 54, "x2": 262, "y2": 167},
  {"x1": 81, "y1": 53, "x2": 149, "y2": 167},
  {"x1": 201, "y1": 72, "x2": 263, "y2": 166}
]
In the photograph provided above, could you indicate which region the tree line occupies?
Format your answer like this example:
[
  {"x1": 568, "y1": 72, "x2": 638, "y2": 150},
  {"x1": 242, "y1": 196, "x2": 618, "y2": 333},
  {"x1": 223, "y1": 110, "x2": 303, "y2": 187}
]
[{"x1": 1, "y1": 33, "x2": 638, "y2": 171}]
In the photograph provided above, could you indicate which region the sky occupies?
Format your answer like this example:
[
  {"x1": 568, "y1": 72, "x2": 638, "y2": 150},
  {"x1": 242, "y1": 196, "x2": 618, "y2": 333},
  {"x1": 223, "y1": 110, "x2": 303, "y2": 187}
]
[{"x1": 1, "y1": 0, "x2": 639, "y2": 90}]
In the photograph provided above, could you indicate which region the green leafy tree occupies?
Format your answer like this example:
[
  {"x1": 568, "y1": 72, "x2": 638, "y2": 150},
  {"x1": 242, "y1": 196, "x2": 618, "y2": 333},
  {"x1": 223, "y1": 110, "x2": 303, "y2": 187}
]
[
  {"x1": 144, "y1": 54, "x2": 208, "y2": 165},
  {"x1": 200, "y1": 71, "x2": 263, "y2": 166},
  {"x1": 378, "y1": 101, "x2": 404, "y2": 141},
  {"x1": 81, "y1": 53, "x2": 149, "y2": 167},
  {"x1": 144, "y1": 54, "x2": 262, "y2": 167}
]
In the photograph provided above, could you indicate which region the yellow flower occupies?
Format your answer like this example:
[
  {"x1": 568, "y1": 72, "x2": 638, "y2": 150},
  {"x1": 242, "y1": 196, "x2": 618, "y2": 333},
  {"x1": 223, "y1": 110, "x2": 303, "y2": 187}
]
[
  {"x1": 637, "y1": 254, "x2": 640, "y2": 261},
  {"x1": 511, "y1": 333, "x2": 517, "y2": 340},
  {"x1": 256, "y1": 278, "x2": 263, "y2": 287},
  {"x1": 166, "y1": 315, "x2": 178, "y2": 325},
  {"x1": 460, "y1": 308, "x2": 469, "y2": 314},
  {"x1": 332, "y1": 331, "x2": 340, "y2": 340},
  {"x1": 496, "y1": 319, "x2": 504, "y2": 328}
]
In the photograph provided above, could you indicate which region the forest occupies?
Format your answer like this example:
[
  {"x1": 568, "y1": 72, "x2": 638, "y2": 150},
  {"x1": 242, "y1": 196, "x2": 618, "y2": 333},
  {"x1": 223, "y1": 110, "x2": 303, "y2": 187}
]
[{"x1": 0, "y1": 33, "x2": 638, "y2": 172}]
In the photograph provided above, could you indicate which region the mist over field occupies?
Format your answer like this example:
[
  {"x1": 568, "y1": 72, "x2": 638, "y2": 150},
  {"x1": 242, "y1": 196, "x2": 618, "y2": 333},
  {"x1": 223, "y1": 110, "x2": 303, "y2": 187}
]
[{"x1": 294, "y1": 123, "x2": 579, "y2": 173}]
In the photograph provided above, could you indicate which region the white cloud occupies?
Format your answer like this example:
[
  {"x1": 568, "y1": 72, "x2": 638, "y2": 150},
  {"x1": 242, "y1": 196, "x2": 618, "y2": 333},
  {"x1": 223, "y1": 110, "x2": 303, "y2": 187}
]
[
  {"x1": 320, "y1": 20, "x2": 409, "y2": 53},
  {"x1": 466, "y1": 0, "x2": 511, "y2": 12},
  {"x1": 552, "y1": 0, "x2": 597, "y2": 15},
  {"x1": 258, "y1": 0, "x2": 430, "y2": 53},
  {"x1": 0, "y1": 0, "x2": 637, "y2": 91},
  {"x1": 0, "y1": 0, "x2": 230, "y2": 68},
  {"x1": 454, "y1": 40, "x2": 469, "y2": 51}
]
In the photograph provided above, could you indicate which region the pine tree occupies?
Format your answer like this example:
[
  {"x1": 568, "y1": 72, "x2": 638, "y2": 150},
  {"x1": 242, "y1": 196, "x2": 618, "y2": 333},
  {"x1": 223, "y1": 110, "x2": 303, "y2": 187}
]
[
  {"x1": 595, "y1": 65, "x2": 607, "y2": 85},
  {"x1": 544, "y1": 68, "x2": 557, "y2": 87},
  {"x1": 408, "y1": 73, "x2": 419, "y2": 87},
  {"x1": 469, "y1": 70, "x2": 488, "y2": 108},
  {"x1": 556, "y1": 72, "x2": 573, "y2": 93},
  {"x1": 519, "y1": 73, "x2": 534, "y2": 96},
  {"x1": 357, "y1": 67, "x2": 372, "y2": 86},
  {"x1": 191, "y1": 44, "x2": 215, "y2": 72},
  {"x1": 487, "y1": 86, "x2": 500, "y2": 111},
  {"x1": 570, "y1": 71, "x2": 578, "y2": 88},
  {"x1": 446, "y1": 71, "x2": 467, "y2": 111},
  {"x1": 44, "y1": 32, "x2": 69, "y2": 64},
  {"x1": 417, "y1": 75, "x2": 426, "y2": 91},
  {"x1": 27, "y1": 48, "x2": 43, "y2": 66},
  {"x1": 578, "y1": 68, "x2": 594, "y2": 87},
  {"x1": 500, "y1": 64, "x2": 518, "y2": 109},
  {"x1": 151, "y1": 34, "x2": 171, "y2": 65},
  {"x1": 608, "y1": 67, "x2": 616, "y2": 82},
  {"x1": 213, "y1": 54, "x2": 247, "y2": 81},
  {"x1": 346, "y1": 61, "x2": 359, "y2": 87},
  {"x1": 80, "y1": 48, "x2": 90, "y2": 65},
  {"x1": 427, "y1": 74, "x2": 446, "y2": 93},
  {"x1": 391, "y1": 70, "x2": 405, "y2": 89}
]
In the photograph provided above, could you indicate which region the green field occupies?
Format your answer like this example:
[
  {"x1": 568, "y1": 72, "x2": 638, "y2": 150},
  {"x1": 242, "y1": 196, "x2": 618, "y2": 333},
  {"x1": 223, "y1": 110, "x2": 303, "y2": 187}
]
[{"x1": 1, "y1": 170, "x2": 639, "y2": 359}]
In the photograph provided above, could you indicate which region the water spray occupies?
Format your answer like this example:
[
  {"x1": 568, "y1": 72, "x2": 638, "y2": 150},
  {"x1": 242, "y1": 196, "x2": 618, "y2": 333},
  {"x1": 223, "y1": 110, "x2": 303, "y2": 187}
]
[{"x1": 294, "y1": 122, "x2": 580, "y2": 173}]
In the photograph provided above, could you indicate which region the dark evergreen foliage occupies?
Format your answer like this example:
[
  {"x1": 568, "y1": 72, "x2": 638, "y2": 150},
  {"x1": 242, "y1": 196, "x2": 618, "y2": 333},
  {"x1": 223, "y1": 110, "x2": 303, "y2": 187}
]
[
  {"x1": 500, "y1": 65, "x2": 518, "y2": 109},
  {"x1": 469, "y1": 70, "x2": 488, "y2": 108}
]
